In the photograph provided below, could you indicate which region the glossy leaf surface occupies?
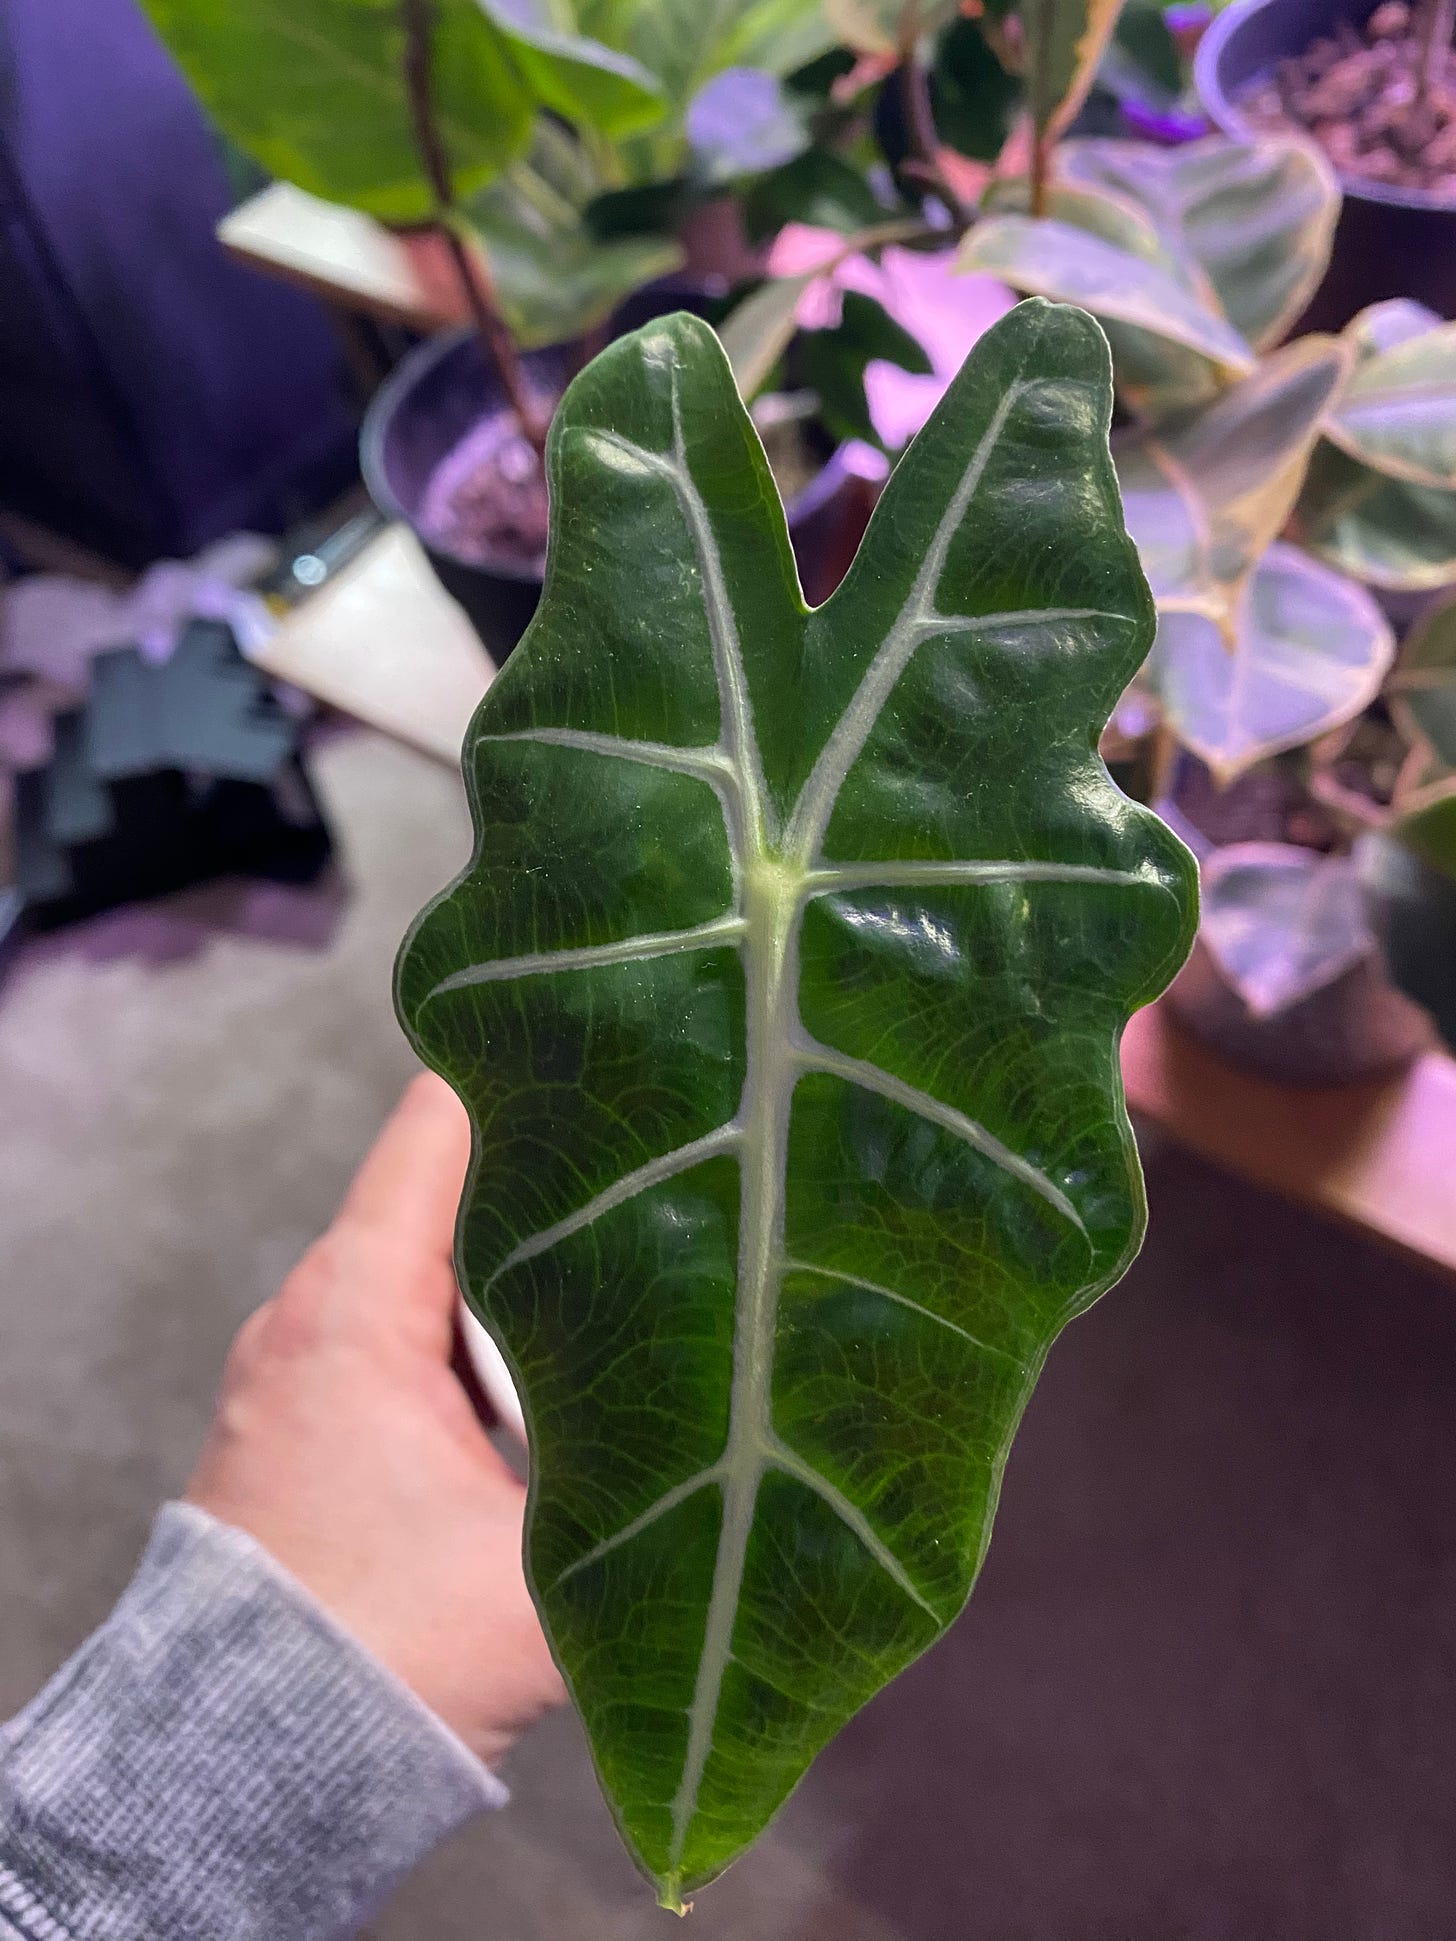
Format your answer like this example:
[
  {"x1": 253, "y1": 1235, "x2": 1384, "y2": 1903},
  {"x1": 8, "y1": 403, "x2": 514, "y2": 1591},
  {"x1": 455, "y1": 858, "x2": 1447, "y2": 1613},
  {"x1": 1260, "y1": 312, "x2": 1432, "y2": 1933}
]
[
  {"x1": 1116, "y1": 338, "x2": 1348, "y2": 626},
  {"x1": 1198, "y1": 842, "x2": 1374, "y2": 1018},
  {"x1": 396, "y1": 302, "x2": 1196, "y2": 1907},
  {"x1": 1057, "y1": 134, "x2": 1339, "y2": 350}
]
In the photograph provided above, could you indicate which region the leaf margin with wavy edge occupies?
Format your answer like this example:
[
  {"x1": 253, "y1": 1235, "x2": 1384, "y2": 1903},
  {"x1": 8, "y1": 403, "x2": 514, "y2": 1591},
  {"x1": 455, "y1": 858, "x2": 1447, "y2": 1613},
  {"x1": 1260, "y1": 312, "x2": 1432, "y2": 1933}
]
[{"x1": 395, "y1": 300, "x2": 1198, "y2": 1908}]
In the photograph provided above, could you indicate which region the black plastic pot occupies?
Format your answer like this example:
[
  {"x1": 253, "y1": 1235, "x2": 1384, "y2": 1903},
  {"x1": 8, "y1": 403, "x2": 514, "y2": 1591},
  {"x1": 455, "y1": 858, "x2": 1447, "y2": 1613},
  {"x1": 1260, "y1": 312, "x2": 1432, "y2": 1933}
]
[
  {"x1": 360, "y1": 331, "x2": 568, "y2": 665},
  {"x1": 362, "y1": 321, "x2": 876, "y2": 663},
  {"x1": 1196, "y1": 0, "x2": 1456, "y2": 328}
]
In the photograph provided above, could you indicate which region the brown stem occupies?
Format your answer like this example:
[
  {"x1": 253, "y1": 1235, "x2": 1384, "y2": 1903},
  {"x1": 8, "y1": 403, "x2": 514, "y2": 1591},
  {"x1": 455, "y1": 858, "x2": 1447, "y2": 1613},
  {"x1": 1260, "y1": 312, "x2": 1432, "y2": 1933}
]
[
  {"x1": 400, "y1": 0, "x2": 547, "y2": 455},
  {"x1": 1418, "y1": 0, "x2": 1456, "y2": 106},
  {"x1": 1029, "y1": 124, "x2": 1052, "y2": 218}
]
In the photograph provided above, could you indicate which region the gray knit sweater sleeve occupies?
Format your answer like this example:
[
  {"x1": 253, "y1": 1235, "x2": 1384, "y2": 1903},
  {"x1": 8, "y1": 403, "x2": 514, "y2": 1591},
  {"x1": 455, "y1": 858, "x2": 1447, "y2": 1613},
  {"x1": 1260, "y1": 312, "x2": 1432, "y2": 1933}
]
[{"x1": 0, "y1": 1503, "x2": 507, "y2": 1940}]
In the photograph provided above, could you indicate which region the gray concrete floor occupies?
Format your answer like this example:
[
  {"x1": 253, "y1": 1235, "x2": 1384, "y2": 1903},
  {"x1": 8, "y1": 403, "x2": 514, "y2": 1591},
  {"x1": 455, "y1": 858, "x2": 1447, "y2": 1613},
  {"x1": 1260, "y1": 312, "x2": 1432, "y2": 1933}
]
[{"x1": 2, "y1": 729, "x2": 1453, "y2": 1940}]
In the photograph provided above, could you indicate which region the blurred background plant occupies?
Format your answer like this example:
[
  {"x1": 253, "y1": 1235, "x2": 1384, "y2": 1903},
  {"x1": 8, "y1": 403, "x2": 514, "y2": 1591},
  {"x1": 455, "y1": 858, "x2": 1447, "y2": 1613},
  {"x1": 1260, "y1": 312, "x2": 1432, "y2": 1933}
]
[{"x1": 135, "y1": 0, "x2": 1456, "y2": 1070}]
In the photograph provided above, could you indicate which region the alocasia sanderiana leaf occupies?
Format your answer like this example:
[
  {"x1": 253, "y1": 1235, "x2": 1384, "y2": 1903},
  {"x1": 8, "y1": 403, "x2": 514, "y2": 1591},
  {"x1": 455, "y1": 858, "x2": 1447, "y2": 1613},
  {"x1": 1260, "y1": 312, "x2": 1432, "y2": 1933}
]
[{"x1": 396, "y1": 300, "x2": 1197, "y2": 1907}]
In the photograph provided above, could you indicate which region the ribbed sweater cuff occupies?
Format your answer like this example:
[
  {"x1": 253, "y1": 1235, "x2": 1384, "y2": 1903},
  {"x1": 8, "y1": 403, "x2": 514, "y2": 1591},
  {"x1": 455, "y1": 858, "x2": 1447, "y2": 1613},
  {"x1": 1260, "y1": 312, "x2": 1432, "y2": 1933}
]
[{"x1": 0, "y1": 1502, "x2": 506, "y2": 1940}]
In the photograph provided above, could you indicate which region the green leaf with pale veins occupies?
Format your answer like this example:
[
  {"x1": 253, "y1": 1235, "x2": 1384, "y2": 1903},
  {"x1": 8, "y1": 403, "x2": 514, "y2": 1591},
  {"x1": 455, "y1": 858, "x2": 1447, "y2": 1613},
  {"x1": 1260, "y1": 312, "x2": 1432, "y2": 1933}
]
[{"x1": 395, "y1": 301, "x2": 1197, "y2": 1909}]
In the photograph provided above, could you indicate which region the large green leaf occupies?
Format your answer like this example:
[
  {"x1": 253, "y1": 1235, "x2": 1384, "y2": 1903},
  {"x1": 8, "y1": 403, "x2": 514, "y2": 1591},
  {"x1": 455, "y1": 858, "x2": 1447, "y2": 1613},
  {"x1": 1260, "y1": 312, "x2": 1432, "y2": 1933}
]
[
  {"x1": 1296, "y1": 442, "x2": 1456, "y2": 591},
  {"x1": 957, "y1": 216, "x2": 1255, "y2": 410},
  {"x1": 395, "y1": 301, "x2": 1196, "y2": 1905},
  {"x1": 1149, "y1": 544, "x2": 1394, "y2": 777},
  {"x1": 142, "y1": 0, "x2": 530, "y2": 220},
  {"x1": 466, "y1": 124, "x2": 683, "y2": 348},
  {"x1": 1057, "y1": 135, "x2": 1339, "y2": 351},
  {"x1": 1325, "y1": 303, "x2": 1456, "y2": 490}
]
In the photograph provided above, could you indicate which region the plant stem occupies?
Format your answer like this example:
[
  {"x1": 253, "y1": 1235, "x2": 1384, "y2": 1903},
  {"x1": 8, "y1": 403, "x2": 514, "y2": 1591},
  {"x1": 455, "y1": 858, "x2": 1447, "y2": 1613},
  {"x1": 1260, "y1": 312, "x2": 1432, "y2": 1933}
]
[
  {"x1": 1418, "y1": 0, "x2": 1456, "y2": 107},
  {"x1": 399, "y1": 0, "x2": 548, "y2": 456},
  {"x1": 1029, "y1": 125, "x2": 1052, "y2": 218}
]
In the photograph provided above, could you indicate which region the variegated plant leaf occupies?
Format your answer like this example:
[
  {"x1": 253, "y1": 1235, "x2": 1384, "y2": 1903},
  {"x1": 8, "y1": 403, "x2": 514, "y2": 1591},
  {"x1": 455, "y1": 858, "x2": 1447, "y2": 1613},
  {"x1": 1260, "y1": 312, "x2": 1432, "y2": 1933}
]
[
  {"x1": 1198, "y1": 841, "x2": 1375, "y2": 1019},
  {"x1": 957, "y1": 216, "x2": 1254, "y2": 406},
  {"x1": 1296, "y1": 442, "x2": 1456, "y2": 591},
  {"x1": 1387, "y1": 594, "x2": 1456, "y2": 766},
  {"x1": 1116, "y1": 336, "x2": 1350, "y2": 630},
  {"x1": 1150, "y1": 543, "x2": 1394, "y2": 779},
  {"x1": 1057, "y1": 134, "x2": 1339, "y2": 351},
  {"x1": 1326, "y1": 302, "x2": 1456, "y2": 490},
  {"x1": 396, "y1": 301, "x2": 1196, "y2": 1907},
  {"x1": 978, "y1": 179, "x2": 1230, "y2": 419},
  {"x1": 1023, "y1": 0, "x2": 1127, "y2": 140}
]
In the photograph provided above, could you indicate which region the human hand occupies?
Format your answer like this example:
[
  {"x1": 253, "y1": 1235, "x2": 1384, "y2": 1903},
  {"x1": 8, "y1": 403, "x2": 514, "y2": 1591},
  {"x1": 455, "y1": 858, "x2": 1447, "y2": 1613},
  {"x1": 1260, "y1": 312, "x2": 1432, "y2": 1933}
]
[{"x1": 187, "y1": 1073, "x2": 566, "y2": 1768}]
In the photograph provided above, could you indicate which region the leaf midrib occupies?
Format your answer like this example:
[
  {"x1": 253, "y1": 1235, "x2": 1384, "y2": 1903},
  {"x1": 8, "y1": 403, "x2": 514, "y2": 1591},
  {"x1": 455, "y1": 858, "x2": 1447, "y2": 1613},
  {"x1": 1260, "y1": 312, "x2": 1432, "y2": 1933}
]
[{"x1": 471, "y1": 332, "x2": 1144, "y2": 1894}]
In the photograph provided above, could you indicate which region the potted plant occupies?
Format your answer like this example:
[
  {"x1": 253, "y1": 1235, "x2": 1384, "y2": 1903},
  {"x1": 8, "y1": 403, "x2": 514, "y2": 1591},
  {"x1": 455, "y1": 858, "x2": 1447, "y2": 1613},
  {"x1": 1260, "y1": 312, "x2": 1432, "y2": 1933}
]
[
  {"x1": 1196, "y1": 0, "x2": 1456, "y2": 326},
  {"x1": 397, "y1": 297, "x2": 1198, "y2": 1907},
  {"x1": 144, "y1": 0, "x2": 876, "y2": 660},
  {"x1": 952, "y1": 117, "x2": 1456, "y2": 1076}
]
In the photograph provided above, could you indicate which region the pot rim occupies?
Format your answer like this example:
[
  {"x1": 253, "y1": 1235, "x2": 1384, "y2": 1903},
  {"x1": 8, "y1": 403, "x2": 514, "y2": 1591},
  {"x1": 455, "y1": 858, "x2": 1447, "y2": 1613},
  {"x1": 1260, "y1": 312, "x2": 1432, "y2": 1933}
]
[
  {"x1": 1196, "y1": 0, "x2": 1456, "y2": 214},
  {"x1": 361, "y1": 322, "x2": 863, "y2": 586}
]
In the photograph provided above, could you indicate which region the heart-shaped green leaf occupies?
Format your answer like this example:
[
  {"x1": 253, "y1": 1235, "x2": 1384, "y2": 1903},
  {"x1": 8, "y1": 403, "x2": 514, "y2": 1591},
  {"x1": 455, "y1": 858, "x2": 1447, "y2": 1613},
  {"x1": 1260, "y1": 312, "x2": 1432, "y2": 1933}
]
[
  {"x1": 1296, "y1": 442, "x2": 1456, "y2": 590},
  {"x1": 1057, "y1": 134, "x2": 1339, "y2": 350},
  {"x1": 396, "y1": 301, "x2": 1195, "y2": 1906},
  {"x1": 1326, "y1": 302, "x2": 1456, "y2": 490},
  {"x1": 1388, "y1": 594, "x2": 1456, "y2": 766},
  {"x1": 466, "y1": 124, "x2": 683, "y2": 348},
  {"x1": 958, "y1": 215, "x2": 1255, "y2": 410},
  {"x1": 1149, "y1": 543, "x2": 1394, "y2": 777},
  {"x1": 1393, "y1": 774, "x2": 1456, "y2": 879}
]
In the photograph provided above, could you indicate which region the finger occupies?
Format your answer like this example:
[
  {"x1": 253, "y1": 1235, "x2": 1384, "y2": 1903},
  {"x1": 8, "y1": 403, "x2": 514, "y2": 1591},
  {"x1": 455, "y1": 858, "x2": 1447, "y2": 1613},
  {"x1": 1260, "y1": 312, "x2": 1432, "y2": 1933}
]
[{"x1": 337, "y1": 1071, "x2": 472, "y2": 1260}]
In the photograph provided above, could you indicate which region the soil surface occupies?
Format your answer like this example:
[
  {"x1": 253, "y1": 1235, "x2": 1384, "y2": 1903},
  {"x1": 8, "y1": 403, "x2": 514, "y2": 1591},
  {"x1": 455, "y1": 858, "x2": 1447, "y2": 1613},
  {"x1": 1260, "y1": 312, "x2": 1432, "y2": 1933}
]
[
  {"x1": 1238, "y1": 0, "x2": 1456, "y2": 197},
  {"x1": 419, "y1": 406, "x2": 551, "y2": 572}
]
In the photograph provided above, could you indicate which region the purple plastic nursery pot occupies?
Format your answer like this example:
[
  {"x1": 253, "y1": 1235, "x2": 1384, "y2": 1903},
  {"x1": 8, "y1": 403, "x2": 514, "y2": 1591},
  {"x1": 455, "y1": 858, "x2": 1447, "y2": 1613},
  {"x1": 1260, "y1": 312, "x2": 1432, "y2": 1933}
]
[
  {"x1": 362, "y1": 309, "x2": 874, "y2": 663},
  {"x1": 1196, "y1": 0, "x2": 1456, "y2": 327}
]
